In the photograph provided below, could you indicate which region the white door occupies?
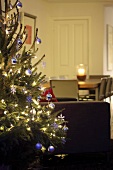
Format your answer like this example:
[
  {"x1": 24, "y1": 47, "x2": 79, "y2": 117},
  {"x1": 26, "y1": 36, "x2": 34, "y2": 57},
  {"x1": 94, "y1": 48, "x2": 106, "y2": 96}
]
[{"x1": 52, "y1": 18, "x2": 90, "y2": 78}]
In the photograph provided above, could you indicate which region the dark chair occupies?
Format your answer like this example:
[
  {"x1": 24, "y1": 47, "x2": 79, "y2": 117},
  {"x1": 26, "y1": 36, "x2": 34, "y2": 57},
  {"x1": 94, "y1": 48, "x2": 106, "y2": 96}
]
[
  {"x1": 111, "y1": 77, "x2": 113, "y2": 96},
  {"x1": 88, "y1": 75, "x2": 110, "y2": 100},
  {"x1": 98, "y1": 77, "x2": 107, "y2": 101},
  {"x1": 105, "y1": 77, "x2": 112, "y2": 102},
  {"x1": 58, "y1": 75, "x2": 69, "y2": 79}
]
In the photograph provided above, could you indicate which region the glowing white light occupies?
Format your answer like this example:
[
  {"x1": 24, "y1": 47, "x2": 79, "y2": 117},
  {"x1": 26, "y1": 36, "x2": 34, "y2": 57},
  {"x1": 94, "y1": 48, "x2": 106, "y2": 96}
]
[
  {"x1": 27, "y1": 127, "x2": 31, "y2": 131},
  {"x1": 3, "y1": 72, "x2": 7, "y2": 77},
  {"x1": 58, "y1": 125, "x2": 62, "y2": 128},
  {"x1": 6, "y1": 29, "x2": 9, "y2": 34},
  {"x1": 32, "y1": 117, "x2": 34, "y2": 121},
  {"x1": 4, "y1": 111, "x2": 7, "y2": 114},
  {"x1": 32, "y1": 81, "x2": 36, "y2": 86},
  {"x1": 9, "y1": 69, "x2": 13, "y2": 72},
  {"x1": 17, "y1": 116, "x2": 20, "y2": 120},
  {"x1": 1, "y1": 99, "x2": 5, "y2": 103},
  {"x1": 47, "y1": 111, "x2": 50, "y2": 116}
]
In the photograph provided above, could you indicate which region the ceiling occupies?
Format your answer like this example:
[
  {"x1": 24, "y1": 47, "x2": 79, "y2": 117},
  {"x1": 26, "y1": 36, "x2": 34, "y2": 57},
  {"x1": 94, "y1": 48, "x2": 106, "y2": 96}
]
[{"x1": 44, "y1": 0, "x2": 113, "y2": 3}]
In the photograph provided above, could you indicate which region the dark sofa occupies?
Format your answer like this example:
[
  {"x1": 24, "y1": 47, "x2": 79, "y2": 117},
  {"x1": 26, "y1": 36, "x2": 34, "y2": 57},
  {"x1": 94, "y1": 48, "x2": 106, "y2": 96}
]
[{"x1": 42, "y1": 101, "x2": 111, "y2": 155}]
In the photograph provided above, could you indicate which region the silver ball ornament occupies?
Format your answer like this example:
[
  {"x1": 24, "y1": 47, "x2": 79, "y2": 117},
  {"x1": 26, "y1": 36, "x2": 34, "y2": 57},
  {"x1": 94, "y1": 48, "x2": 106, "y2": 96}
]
[{"x1": 46, "y1": 93, "x2": 52, "y2": 101}]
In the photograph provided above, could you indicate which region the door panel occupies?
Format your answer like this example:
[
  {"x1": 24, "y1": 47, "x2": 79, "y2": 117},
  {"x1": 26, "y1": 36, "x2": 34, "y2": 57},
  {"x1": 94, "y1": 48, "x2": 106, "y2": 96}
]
[{"x1": 52, "y1": 18, "x2": 89, "y2": 78}]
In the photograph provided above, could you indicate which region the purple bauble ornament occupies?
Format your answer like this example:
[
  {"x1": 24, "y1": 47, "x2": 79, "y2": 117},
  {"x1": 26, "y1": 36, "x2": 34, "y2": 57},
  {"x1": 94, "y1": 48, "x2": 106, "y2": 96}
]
[
  {"x1": 25, "y1": 69, "x2": 32, "y2": 76},
  {"x1": 48, "y1": 145, "x2": 55, "y2": 152},
  {"x1": 36, "y1": 37, "x2": 41, "y2": 44},
  {"x1": 37, "y1": 95, "x2": 42, "y2": 101},
  {"x1": 17, "y1": 1, "x2": 22, "y2": 9},
  {"x1": 12, "y1": 58, "x2": 17, "y2": 64},
  {"x1": 17, "y1": 38, "x2": 22, "y2": 45},
  {"x1": 35, "y1": 143, "x2": 42, "y2": 150},
  {"x1": 26, "y1": 96, "x2": 32, "y2": 103},
  {"x1": 63, "y1": 126, "x2": 69, "y2": 131},
  {"x1": 61, "y1": 137, "x2": 66, "y2": 144},
  {"x1": 49, "y1": 102, "x2": 55, "y2": 109},
  {"x1": 16, "y1": 53, "x2": 21, "y2": 58}
]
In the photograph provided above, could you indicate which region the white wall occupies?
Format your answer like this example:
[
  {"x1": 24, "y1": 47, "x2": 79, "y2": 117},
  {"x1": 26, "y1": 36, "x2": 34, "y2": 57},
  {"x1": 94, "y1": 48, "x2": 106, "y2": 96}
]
[{"x1": 104, "y1": 6, "x2": 113, "y2": 76}]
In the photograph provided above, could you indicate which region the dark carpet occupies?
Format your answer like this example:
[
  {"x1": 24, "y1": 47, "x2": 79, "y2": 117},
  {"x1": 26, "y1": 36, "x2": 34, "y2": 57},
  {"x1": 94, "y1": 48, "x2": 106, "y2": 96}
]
[
  {"x1": 1, "y1": 139, "x2": 113, "y2": 169},
  {"x1": 1, "y1": 152, "x2": 113, "y2": 170},
  {"x1": 33, "y1": 139, "x2": 113, "y2": 170},
  {"x1": 28, "y1": 152, "x2": 113, "y2": 170},
  {"x1": 1, "y1": 147, "x2": 113, "y2": 170}
]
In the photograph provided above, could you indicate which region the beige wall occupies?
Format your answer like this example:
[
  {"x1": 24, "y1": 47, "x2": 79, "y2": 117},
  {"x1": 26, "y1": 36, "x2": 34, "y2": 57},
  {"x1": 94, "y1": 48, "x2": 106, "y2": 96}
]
[
  {"x1": 46, "y1": 2, "x2": 104, "y2": 77},
  {"x1": 7, "y1": 1, "x2": 113, "y2": 77}
]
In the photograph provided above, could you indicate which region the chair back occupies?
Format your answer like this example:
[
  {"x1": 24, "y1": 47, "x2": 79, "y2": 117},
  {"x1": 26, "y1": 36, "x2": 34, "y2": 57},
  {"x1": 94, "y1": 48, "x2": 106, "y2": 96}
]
[
  {"x1": 89, "y1": 75, "x2": 110, "y2": 79},
  {"x1": 111, "y1": 78, "x2": 113, "y2": 96},
  {"x1": 105, "y1": 77, "x2": 112, "y2": 99},
  {"x1": 58, "y1": 75, "x2": 69, "y2": 80},
  {"x1": 49, "y1": 76, "x2": 59, "y2": 80},
  {"x1": 50, "y1": 79, "x2": 79, "y2": 101},
  {"x1": 98, "y1": 77, "x2": 107, "y2": 101}
]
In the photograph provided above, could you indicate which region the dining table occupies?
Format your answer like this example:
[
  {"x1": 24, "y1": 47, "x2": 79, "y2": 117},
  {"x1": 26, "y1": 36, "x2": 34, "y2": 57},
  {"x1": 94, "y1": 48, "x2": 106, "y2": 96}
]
[
  {"x1": 78, "y1": 79, "x2": 101, "y2": 100},
  {"x1": 42, "y1": 79, "x2": 101, "y2": 101}
]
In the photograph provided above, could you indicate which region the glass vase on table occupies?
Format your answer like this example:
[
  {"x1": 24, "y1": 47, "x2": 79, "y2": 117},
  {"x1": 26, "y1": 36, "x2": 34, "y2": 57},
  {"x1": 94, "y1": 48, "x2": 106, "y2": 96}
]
[{"x1": 76, "y1": 64, "x2": 87, "y2": 81}]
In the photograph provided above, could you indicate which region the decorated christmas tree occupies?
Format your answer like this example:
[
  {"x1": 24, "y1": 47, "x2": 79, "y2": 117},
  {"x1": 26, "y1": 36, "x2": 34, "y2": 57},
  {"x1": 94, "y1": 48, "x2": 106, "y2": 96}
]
[{"x1": 0, "y1": 0, "x2": 68, "y2": 168}]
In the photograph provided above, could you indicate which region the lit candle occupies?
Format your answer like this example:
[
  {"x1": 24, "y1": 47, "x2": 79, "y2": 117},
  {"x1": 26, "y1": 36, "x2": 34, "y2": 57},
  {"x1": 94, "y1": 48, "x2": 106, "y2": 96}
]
[{"x1": 77, "y1": 68, "x2": 85, "y2": 76}]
